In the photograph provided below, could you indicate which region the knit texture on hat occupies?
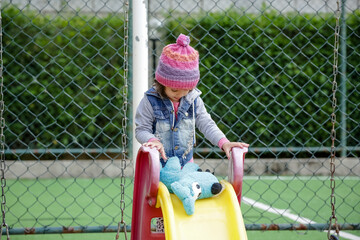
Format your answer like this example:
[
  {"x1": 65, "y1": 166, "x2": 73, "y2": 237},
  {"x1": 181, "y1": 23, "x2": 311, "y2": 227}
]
[{"x1": 155, "y1": 34, "x2": 200, "y2": 89}]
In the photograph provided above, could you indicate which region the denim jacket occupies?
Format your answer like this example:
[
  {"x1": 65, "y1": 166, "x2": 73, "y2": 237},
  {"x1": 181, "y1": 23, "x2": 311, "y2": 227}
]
[{"x1": 135, "y1": 87, "x2": 226, "y2": 167}]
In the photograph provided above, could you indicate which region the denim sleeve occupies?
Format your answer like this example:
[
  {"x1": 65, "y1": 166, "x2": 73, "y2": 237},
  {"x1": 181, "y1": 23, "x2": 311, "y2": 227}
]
[
  {"x1": 195, "y1": 97, "x2": 226, "y2": 146},
  {"x1": 135, "y1": 96, "x2": 157, "y2": 144}
]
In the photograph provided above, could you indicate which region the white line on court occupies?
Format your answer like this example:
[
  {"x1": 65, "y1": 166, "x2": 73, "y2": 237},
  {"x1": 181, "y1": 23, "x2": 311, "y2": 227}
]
[
  {"x1": 243, "y1": 196, "x2": 360, "y2": 240},
  {"x1": 243, "y1": 176, "x2": 360, "y2": 181}
]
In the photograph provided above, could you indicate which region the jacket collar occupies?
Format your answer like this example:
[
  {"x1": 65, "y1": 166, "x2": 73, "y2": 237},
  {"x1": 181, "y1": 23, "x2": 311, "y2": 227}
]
[{"x1": 145, "y1": 87, "x2": 202, "y2": 104}]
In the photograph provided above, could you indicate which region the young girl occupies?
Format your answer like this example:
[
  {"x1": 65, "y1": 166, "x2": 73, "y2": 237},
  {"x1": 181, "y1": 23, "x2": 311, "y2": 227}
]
[{"x1": 135, "y1": 33, "x2": 249, "y2": 167}]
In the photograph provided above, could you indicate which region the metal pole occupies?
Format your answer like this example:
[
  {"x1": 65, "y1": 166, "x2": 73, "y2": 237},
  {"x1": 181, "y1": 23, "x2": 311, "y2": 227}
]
[
  {"x1": 5, "y1": 223, "x2": 360, "y2": 235},
  {"x1": 132, "y1": 0, "x2": 149, "y2": 164},
  {"x1": 339, "y1": 0, "x2": 347, "y2": 158}
]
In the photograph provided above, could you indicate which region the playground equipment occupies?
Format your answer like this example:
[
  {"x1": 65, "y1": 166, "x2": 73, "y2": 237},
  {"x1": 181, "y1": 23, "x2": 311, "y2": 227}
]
[{"x1": 131, "y1": 146, "x2": 248, "y2": 240}]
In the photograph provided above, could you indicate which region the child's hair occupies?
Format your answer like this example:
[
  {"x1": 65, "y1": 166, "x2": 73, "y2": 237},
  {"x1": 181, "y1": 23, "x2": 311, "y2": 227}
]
[{"x1": 153, "y1": 80, "x2": 167, "y2": 98}]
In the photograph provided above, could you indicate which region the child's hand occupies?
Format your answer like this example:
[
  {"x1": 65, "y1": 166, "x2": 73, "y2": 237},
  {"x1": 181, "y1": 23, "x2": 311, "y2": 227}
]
[
  {"x1": 143, "y1": 140, "x2": 168, "y2": 160},
  {"x1": 222, "y1": 142, "x2": 249, "y2": 160}
]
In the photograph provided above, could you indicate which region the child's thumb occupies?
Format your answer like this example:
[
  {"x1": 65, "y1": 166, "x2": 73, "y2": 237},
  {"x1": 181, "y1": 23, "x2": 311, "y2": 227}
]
[
  {"x1": 225, "y1": 149, "x2": 231, "y2": 160},
  {"x1": 160, "y1": 148, "x2": 167, "y2": 160}
]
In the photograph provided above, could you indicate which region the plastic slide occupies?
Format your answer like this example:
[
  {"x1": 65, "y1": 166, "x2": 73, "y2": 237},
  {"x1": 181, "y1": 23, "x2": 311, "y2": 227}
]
[
  {"x1": 131, "y1": 146, "x2": 248, "y2": 240},
  {"x1": 156, "y1": 180, "x2": 248, "y2": 240}
]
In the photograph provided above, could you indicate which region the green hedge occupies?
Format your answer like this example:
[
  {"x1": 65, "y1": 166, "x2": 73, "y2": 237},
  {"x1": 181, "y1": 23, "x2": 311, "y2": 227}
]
[
  {"x1": 3, "y1": 6, "x2": 359, "y2": 154},
  {"x1": 165, "y1": 9, "x2": 360, "y2": 152},
  {"x1": 3, "y1": 7, "x2": 126, "y2": 151}
]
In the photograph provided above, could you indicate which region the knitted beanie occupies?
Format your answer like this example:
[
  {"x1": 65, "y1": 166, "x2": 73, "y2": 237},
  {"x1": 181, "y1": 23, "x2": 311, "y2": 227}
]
[{"x1": 155, "y1": 34, "x2": 200, "y2": 89}]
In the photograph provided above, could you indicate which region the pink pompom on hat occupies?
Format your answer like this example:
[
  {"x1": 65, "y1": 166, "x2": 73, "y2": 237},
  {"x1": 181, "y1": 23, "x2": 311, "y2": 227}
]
[{"x1": 155, "y1": 34, "x2": 200, "y2": 89}]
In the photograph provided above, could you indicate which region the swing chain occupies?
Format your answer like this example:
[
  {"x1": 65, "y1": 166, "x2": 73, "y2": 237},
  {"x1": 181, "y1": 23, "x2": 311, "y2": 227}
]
[
  {"x1": 328, "y1": 0, "x2": 341, "y2": 239},
  {"x1": 0, "y1": 7, "x2": 10, "y2": 240},
  {"x1": 116, "y1": 0, "x2": 129, "y2": 239}
]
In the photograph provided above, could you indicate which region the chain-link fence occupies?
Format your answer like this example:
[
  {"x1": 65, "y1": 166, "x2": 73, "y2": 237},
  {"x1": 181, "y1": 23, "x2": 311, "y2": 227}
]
[{"x1": 1, "y1": 0, "x2": 360, "y2": 238}]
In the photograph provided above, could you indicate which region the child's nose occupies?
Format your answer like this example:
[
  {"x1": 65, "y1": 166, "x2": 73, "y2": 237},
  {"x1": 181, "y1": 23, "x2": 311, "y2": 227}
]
[{"x1": 179, "y1": 91, "x2": 188, "y2": 98}]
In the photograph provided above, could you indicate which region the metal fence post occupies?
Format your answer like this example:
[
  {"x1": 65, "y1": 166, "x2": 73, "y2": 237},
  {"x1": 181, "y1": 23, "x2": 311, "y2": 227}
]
[
  {"x1": 131, "y1": 0, "x2": 149, "y2": 164},
  {"x1": 340, "y1": 0, "x2": 347, "y2": 158}
]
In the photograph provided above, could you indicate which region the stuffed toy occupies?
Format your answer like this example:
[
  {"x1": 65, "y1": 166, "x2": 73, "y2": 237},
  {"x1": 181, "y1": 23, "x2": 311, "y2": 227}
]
[{"x1": 160, "y1": 156, "x2": 223, "y2": 215}]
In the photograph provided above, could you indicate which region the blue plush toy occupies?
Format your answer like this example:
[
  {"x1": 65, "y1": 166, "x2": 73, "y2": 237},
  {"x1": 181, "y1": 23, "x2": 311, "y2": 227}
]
[{"x1": 160, "y1": 156, "x2": 223, "y2": 215}]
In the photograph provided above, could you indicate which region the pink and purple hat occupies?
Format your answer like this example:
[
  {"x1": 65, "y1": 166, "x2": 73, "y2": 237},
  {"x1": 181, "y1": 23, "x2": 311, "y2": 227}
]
[{"x1": 155, "y1": 34, "x2": 200, "y2": 89}]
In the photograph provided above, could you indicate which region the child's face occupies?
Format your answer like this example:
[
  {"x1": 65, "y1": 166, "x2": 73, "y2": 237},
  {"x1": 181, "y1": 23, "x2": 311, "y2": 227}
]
[{"x1": 164, "y1": 87, "x2": 191, "y2": 102}]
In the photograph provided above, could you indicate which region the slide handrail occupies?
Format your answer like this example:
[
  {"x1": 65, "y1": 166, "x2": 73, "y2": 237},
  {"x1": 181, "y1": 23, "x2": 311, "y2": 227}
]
[
  {"x1": 228, "y1": 147, "x2": 248, "y2": 205},
  {"x1": 135, "y1": 146, "x2": 161, "y2": 207}
]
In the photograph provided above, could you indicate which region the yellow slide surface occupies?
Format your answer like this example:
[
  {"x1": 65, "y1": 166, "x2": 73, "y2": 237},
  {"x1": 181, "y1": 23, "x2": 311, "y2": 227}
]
[{"x1": 156, "y1": 180, "x2": 248, "y2": 240}]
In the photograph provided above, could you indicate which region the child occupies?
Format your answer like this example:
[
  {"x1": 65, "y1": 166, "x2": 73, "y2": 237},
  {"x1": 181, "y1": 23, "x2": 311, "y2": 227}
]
[{"x1": 135, "y1": 33, "x2": 249, "y2": 167}]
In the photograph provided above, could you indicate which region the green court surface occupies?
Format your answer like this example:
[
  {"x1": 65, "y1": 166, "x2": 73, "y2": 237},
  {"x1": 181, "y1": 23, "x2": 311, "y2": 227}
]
[
  {"x1": 6, "y1": 231, "x2": 353, "y2": 240},
  {"x1": 7, "y1": 176, "x2": 360, "y2": 239}
]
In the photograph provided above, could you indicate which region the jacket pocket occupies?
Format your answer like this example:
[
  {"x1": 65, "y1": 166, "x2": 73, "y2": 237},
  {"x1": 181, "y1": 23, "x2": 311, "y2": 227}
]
[
  {"x1": 153, "y1": 110, "x2": 169, "y2": 120},
  {"x1": 154, "y1": 110, "x2": 171, "y2": 134}
]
